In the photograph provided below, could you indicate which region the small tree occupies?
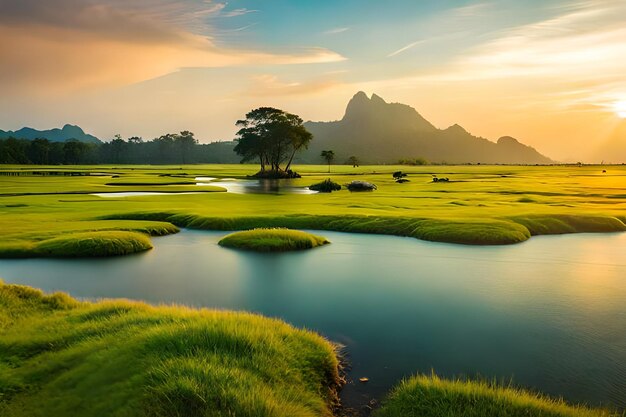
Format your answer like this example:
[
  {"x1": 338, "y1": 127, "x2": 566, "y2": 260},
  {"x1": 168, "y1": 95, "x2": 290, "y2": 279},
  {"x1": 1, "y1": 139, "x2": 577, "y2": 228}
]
[
  {"x1": 347, "y1": 155, "x2": 359, "y2": 167},
  {"x1": 321, "y1": 150, "x2": 335, "y2": 173}
]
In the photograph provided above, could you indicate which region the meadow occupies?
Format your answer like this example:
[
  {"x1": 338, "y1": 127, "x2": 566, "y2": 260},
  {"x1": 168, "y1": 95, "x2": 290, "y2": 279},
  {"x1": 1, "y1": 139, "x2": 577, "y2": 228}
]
[
  {"x1": 1, "y1": 164, "x2": 625, "y2": 415},
  {"x1": 1, "y1": 163, "x2": 625, "y2": 257}
]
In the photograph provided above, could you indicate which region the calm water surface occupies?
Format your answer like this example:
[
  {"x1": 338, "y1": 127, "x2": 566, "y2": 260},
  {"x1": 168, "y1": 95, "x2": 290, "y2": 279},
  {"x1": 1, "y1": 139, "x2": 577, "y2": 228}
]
[
  {"x1": 93, "y1": 178, "x2": 316, "y2": 197},
  {"x1": 1, "y1": 231, "x2": 625, "y2": 409}
]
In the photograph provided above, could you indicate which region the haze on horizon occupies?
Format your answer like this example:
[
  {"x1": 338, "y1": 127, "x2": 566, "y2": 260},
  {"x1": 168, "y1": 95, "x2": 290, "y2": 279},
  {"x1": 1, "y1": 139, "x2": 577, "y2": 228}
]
[{"x1": 1, "y1": 0, "x2": 626, "y2": 163}]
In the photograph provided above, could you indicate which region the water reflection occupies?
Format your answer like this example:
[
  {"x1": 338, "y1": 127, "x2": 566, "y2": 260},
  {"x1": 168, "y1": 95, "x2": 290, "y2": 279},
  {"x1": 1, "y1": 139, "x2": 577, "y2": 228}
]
[{"x1": 198, "y1": 178, "x2": 317, "y2": 194}]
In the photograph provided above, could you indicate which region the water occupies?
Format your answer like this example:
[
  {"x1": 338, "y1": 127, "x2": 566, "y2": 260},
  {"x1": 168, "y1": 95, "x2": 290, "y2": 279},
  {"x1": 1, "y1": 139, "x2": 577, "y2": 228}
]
[
  {"x1": 92, "y1": 192, "x2": 205, "y2": 197},
  {"x1": 92, "y1": 178, "x2": 317, "y2": 197},
  {"x1": 196, "y1": 177, "x2": 317, "y2": 194},
  {"x1": 1, "y1": 231, "x2": 625, "y2": 409}
]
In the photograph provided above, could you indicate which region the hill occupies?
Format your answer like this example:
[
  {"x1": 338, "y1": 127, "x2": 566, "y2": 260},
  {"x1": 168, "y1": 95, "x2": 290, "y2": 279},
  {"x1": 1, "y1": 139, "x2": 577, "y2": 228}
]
[
  {"x1": 0, "y1": 124, "x2": 101, "y2": 144},
  {"x1": 301, "y1": 92, "x2": 553, "y2": 165}
]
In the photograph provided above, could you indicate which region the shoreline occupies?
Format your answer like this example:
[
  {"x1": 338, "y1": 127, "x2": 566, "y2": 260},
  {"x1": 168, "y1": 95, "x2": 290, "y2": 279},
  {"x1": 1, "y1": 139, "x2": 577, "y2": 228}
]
[{"x1": 1, "y1": 212, "x2": 625, "y2": 258}]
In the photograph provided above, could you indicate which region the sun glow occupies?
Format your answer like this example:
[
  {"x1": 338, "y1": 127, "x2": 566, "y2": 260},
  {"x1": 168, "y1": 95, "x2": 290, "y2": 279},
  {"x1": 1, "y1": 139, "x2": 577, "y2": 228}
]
[{"x1": 614, "y1": 100, "x2": 626, "y2": 118}]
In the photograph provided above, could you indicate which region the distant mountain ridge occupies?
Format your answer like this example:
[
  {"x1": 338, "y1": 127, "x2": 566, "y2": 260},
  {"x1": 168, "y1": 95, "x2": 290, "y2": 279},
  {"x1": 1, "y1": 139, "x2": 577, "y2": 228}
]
[
  {"x1": 0, "y1": 124, "x2": 101, "y2": 144},
  {"x1": 301, "y1": 92, "x2": 553, "y2": 164}
]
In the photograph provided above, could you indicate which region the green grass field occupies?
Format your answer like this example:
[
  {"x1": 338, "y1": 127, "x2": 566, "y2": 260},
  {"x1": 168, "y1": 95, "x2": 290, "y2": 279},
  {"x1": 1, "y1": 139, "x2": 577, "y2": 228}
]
[
  {"x1": 219, "y1": 228, "x2": 329, "y2": 252},
  {"x1": 375, "y1": 374, "x2": 620, "y2": 417},
  {"x1": 0, "y1": 281, "x2": 342, "y2": 417},
  {"x1": 1, "y1": 164, "x2": 625, "y2": 257}
]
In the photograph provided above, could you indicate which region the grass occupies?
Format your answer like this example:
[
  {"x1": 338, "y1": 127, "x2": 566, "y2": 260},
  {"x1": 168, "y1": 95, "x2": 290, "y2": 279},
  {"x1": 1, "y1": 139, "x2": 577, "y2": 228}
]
[
  {"x1": 374, "y1": 374, "x2": 620, "y2": 417},
  {"x1": 0, "y1": 231, "x2": 155, "y2": 258},
  {"x1": 105, "y1": 212, "x2": 532, "y2": 245},
  {"x1": 34, "y1": 231, "x2": 154, "y2": 257},
  {"x1": 0, "y1": 222, "x2": 179, "y2": 258},
  {"x1": 0, "y1": 281, "x2": 342, "y2": 417},
  {"x1": 218, "y1": 228, "x2": 330, "y2": 252},
  {"x1": 1, "y1": 164, "x2": 626, "y2": 256}
]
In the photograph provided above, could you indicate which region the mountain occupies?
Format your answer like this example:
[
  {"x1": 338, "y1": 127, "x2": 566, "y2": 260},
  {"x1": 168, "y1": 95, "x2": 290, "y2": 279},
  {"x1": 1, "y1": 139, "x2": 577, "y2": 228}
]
[
  {"x1": 0, "y1": 124, "x2": 101, "y2": 144},
  {"x1": 301, "y1": 92, "x2": 553, "y2": 164}
]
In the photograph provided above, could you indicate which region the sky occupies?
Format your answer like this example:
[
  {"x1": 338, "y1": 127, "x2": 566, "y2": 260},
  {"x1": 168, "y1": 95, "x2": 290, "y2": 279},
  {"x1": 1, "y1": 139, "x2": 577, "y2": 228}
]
[{"x1": 1, "y1": 0, "x2": 626, "y2": 162}]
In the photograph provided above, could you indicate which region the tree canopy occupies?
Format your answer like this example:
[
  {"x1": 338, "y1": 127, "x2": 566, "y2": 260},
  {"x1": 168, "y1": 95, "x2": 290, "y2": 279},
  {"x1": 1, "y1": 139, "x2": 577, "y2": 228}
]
[
  {"x1": 0, "y1": 132, "x2": 234, "y2": 165},
  {"x1": 234, "y1": 107, "x2": 312, "y2": 177}
]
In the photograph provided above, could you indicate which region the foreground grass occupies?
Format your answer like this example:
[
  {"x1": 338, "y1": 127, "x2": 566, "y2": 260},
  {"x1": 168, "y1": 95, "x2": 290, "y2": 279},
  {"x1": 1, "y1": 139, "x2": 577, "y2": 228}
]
[
  {"x1": 219, "y1": 228, "x2": 330, "y2": 252},
  {"x1": 1, "y1": 164, "x2": 626, "y2": 255},
  {"x1": 0, "y1": 282, "x2": 342, "y2": 417},
  {"x1": 375, "y1": 374, "x2": 619, "y2": 417}
]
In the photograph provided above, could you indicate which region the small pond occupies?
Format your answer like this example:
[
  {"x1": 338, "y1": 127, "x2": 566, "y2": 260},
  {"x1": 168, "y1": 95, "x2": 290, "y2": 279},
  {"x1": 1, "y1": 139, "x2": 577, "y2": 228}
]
[
  {"x1": 197, "y1": 177, "x2": 317, "y2": 194},
  {"x1": 93, "y1": 178, "x2": 316, "y2": 197},
  {"x1": 0, "y1": 231, "x2": 625, "y2": 410}
]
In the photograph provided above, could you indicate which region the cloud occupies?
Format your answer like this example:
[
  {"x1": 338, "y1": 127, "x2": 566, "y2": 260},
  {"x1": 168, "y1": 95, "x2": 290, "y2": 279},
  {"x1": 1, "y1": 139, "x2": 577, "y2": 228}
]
[
  {"x1": 222, "y1": 8, "x2": 258, "y2": 17},
  {"x1": 387, "y1": 40, "x2": 425, "y2": 57},
  {"x1": 0, "y1": 0, "x2": 344, "y2": 95},
  {"x1": 426, "y1": 2, "x2": 626, "y2": 81},
  {"x1": 245, "y1": 74, "x2": 343, "y2": 97},
  {"x1": 450, "y1": 2, "x2": 492, "y2": 17},
  {"x1": 372, "y1": 1, "x2": 626, "y2": 105},
  {"x1": 323, "y1": 27, "x2": 350, "y2": 35},
  {"x1": 223, "y1": 23, "x2": 259, "y2": 32}
]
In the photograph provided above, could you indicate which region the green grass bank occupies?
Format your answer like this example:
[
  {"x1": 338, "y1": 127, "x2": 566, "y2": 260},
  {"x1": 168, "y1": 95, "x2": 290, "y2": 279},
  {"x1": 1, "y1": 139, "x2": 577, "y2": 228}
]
[
  {"x1": 218, "y1": 228, "x2": 330, "y2": 252},
  {"x1": 0, "y1": 282, "x2": 342, "y2": 417},
  {"x1": 0, "y1": 222, "x2": 179, "y2": 258},
  {"x1": 375, "y1": 374, "x2": 620, "y2": 417}
]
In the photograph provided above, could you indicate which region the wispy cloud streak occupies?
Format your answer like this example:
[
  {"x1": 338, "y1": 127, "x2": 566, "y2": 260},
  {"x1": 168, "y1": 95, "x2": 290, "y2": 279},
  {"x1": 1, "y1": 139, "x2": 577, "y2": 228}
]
[
  {"x1": 324, "y1": 27, "x2": 349, "y2": 35},
  {"x1": 387, "y1": 40, "x2": 425, "y2": 57}
]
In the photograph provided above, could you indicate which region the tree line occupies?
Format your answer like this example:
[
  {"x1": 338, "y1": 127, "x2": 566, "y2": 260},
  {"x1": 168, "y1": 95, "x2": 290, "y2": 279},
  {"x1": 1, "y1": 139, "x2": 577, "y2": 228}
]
[
  {"x1": 1, "y1": 107, "x2": 360, "y2": 169},
  {"x1": 0, "y1": 132, "x2": 240, "y2": 165}
]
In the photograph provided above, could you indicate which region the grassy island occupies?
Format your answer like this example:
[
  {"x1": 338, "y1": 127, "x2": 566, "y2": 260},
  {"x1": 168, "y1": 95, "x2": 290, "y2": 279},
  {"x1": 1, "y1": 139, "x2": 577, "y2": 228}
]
[
  {"x1": 0, "y1": 282, "x2": 342, "y2": 417},
  {"x1": 218, "y1": 228, "x2": 329, "y2": 252},
  {"x1": 0, "y1": 222, "x2": 179, "y2": 258},
  {"x1": 375, "y1": 374, "x2": 618, "y2": 417}
]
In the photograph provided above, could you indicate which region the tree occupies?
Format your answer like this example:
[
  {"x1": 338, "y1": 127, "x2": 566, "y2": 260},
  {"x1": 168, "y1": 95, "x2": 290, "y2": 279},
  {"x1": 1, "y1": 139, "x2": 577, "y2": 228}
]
[
  {"x1": 154, "y1": 133, "x2": 176, "y2": 164},
  {"x1": 321, "y1": 150, "x2": 335, "y2": 173},
  {"x1": 29, "y1": 138, "x2": 51, "y2": 164},
  {"x1": 234, "y1": 107, "x2": 312, "y2": 177},
  {"x1": 110, "y1": 135, "x2": 126, "y2": 163},
  {"x1": 128, "y1": 136, "x2": 143, "y2": 144},
  {"x1": 63, "y1": 140, "x2": 87, "y2": 164},
  {"x1": 347, "y1": 155, "x2": 359, "y2": 167},
  {"x1": 175, "y1": 131, "x2": 197, "y2": 164}
]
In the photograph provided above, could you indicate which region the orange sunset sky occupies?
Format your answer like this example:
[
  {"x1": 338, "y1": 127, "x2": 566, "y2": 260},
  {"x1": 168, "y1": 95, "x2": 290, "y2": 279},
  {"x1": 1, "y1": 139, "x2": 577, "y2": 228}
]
[{"x1": 1, "y1": 0, "x2": 626, "y2": 162}]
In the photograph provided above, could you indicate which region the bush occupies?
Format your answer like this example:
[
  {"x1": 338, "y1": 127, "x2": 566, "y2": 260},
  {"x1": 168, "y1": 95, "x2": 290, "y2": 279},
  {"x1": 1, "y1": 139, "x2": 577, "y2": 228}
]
[
  {"x1": 309, "y1": 179, "x2": 341, "y2": 192},
  {"x1": 346, "y1": 181, "x2": 377, "y2": 192}
]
